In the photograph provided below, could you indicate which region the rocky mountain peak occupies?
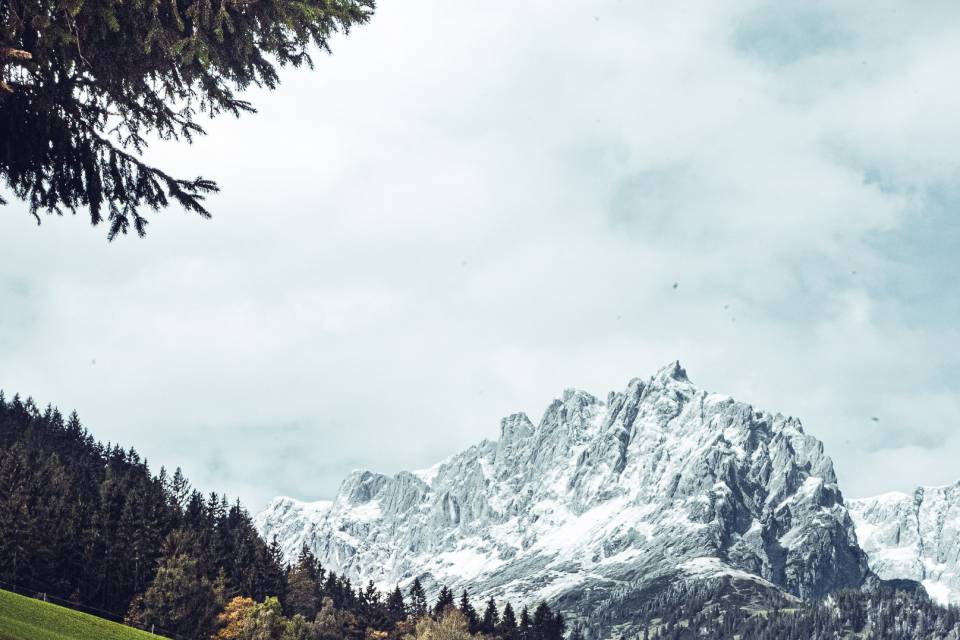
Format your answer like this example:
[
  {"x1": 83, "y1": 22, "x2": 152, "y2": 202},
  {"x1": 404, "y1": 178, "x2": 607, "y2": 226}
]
[
  {"x1": 651, "y1": 359, "x2": 690, "y2": 385},
  {"x1": 256, "y1": 363, "x2": 869, "y2": 638},
  {"x1": 499, "y1": 412, "x2": 534, "y2": 440}
]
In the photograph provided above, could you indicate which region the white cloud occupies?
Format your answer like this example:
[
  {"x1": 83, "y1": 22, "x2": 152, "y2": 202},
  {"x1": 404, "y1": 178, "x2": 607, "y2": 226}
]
[{"x1": 2, "y1": 0, "x2": 959, "y2": 507}]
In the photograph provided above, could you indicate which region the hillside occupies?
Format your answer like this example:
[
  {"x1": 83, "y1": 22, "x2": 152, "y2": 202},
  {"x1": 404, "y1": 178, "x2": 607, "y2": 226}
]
[
  {"x1": 0, "y1": 589, "x2": 166, "y2": 640},
  {"x1": 0, "y1": 393, "x2": 285, "y2": 638}
]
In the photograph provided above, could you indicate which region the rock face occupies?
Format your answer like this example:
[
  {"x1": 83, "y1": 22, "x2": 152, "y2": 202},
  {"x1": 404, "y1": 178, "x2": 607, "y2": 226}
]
[
  {"x1": 849, "y1": 482, "x2": 960, "y2": 606},
  {"x1": 256, "y1": 362, "x2": 869, "y2": 636}
]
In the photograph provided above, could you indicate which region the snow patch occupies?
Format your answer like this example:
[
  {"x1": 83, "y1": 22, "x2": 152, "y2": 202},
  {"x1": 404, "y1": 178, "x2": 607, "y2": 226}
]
[
  {"x1": 412, "y1": 461, "x2": 444, "y2": 485},
  {"x1": 923, "y1": 580, "x2": 952, "y2": 606}
]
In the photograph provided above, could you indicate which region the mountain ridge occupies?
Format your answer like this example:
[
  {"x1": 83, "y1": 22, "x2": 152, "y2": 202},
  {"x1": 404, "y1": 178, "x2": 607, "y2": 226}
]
[
  {"x1": 849, "y1": 480, "x2": 960, "y2": 606},
  {"x1": 256, "y1": 361, "x2": 871, "y2": 637}
]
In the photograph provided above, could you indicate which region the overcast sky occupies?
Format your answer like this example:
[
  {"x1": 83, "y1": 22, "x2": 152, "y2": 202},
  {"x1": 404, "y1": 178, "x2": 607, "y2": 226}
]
[{"x1": 2, "y1": 0, "x2": 959, "y2": 511}]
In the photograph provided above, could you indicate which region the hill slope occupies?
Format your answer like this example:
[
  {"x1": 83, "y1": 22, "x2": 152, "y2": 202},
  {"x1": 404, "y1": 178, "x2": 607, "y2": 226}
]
[{"x1": 0, "y1": 589, "x2": 166, "y2": 640}]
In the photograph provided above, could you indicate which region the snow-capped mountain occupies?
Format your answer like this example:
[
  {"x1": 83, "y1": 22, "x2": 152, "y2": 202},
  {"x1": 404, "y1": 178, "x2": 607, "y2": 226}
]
[
  {"x1": 849, "y1": 482, "x2": 960, "y2": 606},
  {"x1": 256, "y1": 362, "x2": 869, "y2": 636}
]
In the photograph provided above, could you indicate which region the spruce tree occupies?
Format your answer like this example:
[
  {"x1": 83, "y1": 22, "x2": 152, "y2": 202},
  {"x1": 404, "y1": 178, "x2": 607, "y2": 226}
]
[
  {"x1": 518, "y1": 606, "x2": 532, "y2": 640},
  {"x1": 264, "y1": 536, "x2": 288, "y2": 602},
  {"x1": 0, "y1": 0, "x2": 374, "y2": 237},
  {"x1": 359, "y1": 579, "x2": 386, "y2": 629},
  {"x1": 459, "y1": 590, "x2": 479, "y2": 633},
  {"x1": 532, "y1": 602, "x2": 554, "y2": 640},
  {"x1": 323, "y1": 571, "x2": 341, "y2": 607},
  {"x1": 550, "y1": 612, "x2": 566, "y2": 640},
  {"x1": 386, "y1": 585, "x2": 406, "y2": 624},
  {"x1": 498, "y1": 602, "x2": 518, "y2": 640},
  {"x1": 433, "y1": 585, "x2": 455, "y2": 619},
  {"x1": 481, "y1": 597, "x2": 499, "y2": 634},
  {"x1": 408, "y1": 577, "x2": 428, "y2": 619},
  {"x1": 286, "y1": 559, "x2": 319, "y2": 619}
]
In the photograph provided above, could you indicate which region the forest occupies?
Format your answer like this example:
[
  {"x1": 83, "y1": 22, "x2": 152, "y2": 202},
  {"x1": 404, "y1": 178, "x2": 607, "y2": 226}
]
[
  {"x1": 0, "y1": 392, "x2": 567, "y2": 640},
  {"x1": 631, "y1": 577, "x2": 960, "y2": 640}
]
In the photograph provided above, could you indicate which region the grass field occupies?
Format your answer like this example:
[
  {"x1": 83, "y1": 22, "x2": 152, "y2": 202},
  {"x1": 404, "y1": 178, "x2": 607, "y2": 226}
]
[{"x1": 0, "y1": 588, "x2": 167, "y2": 640}]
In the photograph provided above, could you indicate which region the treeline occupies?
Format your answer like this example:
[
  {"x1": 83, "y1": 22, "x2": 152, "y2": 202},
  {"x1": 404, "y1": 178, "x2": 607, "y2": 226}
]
[
  {"x1": 0, "y1": 393, "x2": 284, "y2": 632},
  {"x1": 208, "y1": 547, "x2": 567, "y2": 640},
  {"x1": 0, "y1": 392, "x2": 566, "y2": 640},
  {"x1": 631, "y1": 578, "x2": 960, "y2": 640}
]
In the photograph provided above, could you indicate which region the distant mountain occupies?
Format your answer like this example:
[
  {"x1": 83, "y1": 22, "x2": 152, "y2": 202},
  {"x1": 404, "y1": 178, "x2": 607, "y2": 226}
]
[
  {"x1": 256, "y1": 362, "x2": 872, "y2": 637},
  {"x1": 849, "y1": 482, "x2": 960, "y2": 606}
]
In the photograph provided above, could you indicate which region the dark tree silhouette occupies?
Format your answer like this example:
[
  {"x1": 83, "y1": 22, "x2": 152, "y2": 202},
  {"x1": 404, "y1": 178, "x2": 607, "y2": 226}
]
[{"x1": 0, "y1": 0, "x2": 373, "y2": 238}]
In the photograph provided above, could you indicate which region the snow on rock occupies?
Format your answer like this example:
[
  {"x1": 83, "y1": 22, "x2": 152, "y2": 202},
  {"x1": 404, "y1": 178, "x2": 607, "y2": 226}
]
[
  {"x1": 257, "y1": 362, "x2": 869, "y2": 637},
  {"x1": 254, "y1": 497, "x2": 333, "y2": 559},
  {"x1": 849, "y1": 482, "x2": 960, "y2": 605}
]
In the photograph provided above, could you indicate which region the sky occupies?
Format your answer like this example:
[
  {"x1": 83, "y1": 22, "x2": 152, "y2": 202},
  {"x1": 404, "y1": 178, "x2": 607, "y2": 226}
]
[{"x1": 1, "y1": 0, "x2": 959, "y2": 511}]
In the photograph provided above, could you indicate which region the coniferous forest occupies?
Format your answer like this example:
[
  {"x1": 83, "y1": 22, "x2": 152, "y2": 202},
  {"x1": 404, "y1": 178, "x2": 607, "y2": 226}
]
[
  {"x1": 0, "y1": 392, "x2": 569, "y2": 640},
  {"x1": 628, "y1": 578, "x2": 960, "y2": 640}
]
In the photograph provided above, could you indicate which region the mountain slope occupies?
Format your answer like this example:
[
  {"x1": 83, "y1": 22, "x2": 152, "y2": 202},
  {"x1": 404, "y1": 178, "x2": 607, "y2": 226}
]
[
  {"x1": 257, "y1": 362, "x2": 869, "y2": 636},
  {"x1": 849, "y1": 481, "x2": 960, "y2": 606}
]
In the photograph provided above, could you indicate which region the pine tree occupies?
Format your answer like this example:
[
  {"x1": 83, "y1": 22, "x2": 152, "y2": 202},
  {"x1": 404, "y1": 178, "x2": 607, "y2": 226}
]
[
  {"x1": 458, "y1": 590, "x2": 479, "y2": 633},
  {"x1": 0, "y1": 0, "x2": 374, "y2": 238},
  {"x1": 360, "y1": 579, "x2": 386, "y2": 629},
  {"x1": 339, "y1": 576, "x2": 357, "y2": 611},
  {"x1": 433, "y1": 585, "x2": 455, "y2": 619},
  {"x1": 550, "y1": 612, "x2": 566, "y2": 640},
  {"x1": 532, "y1": 602, "x2": 552, "y2": 640},
  {"x1": 167, "y1": 467, "x2": 192, "y2": 512},
  {"x1": 387, "y1": 586, "x2": 406, "y2": 624},
  {"x1": 296, "y1": 544, "x2": 322, "y2": 583},
  {"x1": 286, "y1": 558, "x2": 319, "y2": 619},
  {"x1": 519, "y1": 606, "x2": 532, "y2": 640},
  {"x1": 481, "y1": 598, "x2": 499, "y2": 634},
  {"x1": 323, "y1": 572, "x2": 341, "y2": 607},
  {"x1": 408, "y1": 578, "x2": 428, "y2": 619},
  {"x1": 263, "y1": 536, "x2": 288, "y2": 602},
  {"x1": 498, "y1": 602, "x2": 519, "y2": 640}
]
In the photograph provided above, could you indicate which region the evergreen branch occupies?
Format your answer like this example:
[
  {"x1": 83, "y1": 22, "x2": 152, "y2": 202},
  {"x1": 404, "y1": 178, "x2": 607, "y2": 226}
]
[{"x1": 1, "y1": 0, "x2": 375, "y2": 237}]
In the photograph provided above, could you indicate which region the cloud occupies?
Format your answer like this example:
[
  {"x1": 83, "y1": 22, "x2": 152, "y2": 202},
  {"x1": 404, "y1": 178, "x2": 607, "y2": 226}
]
[
  {"x1": 2, "y1": 0, "x2": 959, "y2": 508},
  {"x1": 733, "y1": 5, "x2": 849, "y2": 66}
]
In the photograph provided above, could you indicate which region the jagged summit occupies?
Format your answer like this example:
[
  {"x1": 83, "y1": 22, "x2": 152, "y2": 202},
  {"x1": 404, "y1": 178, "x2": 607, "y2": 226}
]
[
  {"x1": 652, "y1": 359, "x2": 690, "y2": 383},
  {"x1": 256, "y1": 363, "x2": 868, "y2": 638}
]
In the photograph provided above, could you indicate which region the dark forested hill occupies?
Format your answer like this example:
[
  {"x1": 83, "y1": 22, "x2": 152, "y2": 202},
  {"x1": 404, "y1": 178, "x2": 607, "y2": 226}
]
[
  {"x1": 0, "y1": 392, "x2": 568, "y2": 640},
  {"x1": 0, "y1": 392, "x2": 284, "y2": 636}
]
